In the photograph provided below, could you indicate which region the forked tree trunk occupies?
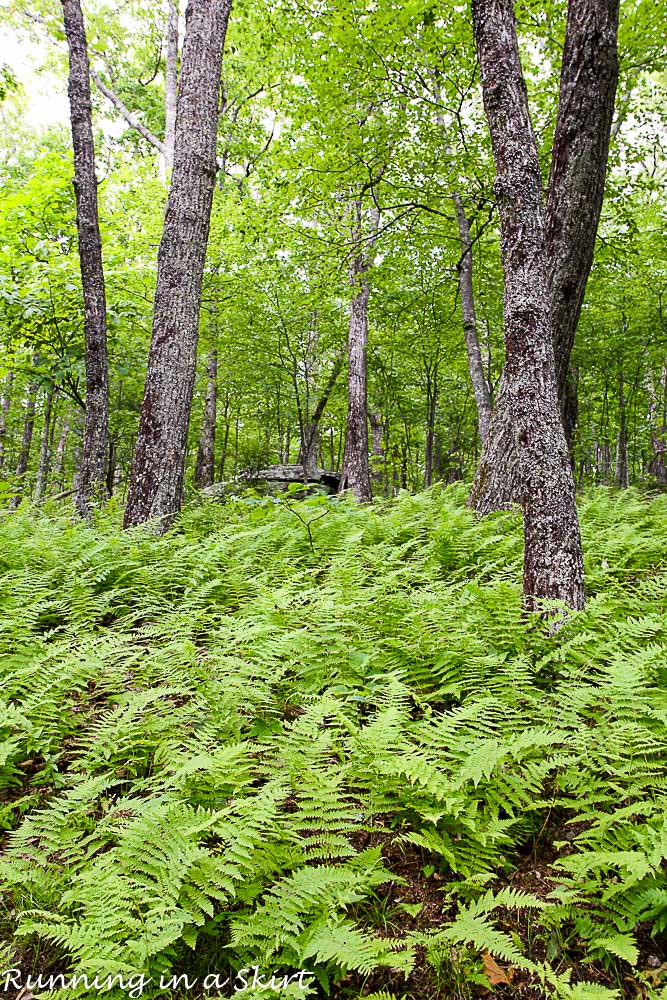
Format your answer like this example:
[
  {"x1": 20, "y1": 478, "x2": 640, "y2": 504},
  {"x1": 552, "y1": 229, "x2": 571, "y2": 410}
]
[
  {"x1": 124, "y1": 0, "x2": 233, "y2": 530},
  {"x1": 0, "y1": 370, "x2": 13, "y2": 471},
  {"x1": 194, "y1": 348, "x2": 218, "y2": 488},
  {"x1": 34, "y1": 383, "x2": 55, "y2": 501},
  {"x1": 10, "y1": 379, "x2": 38, "y2": 509},
  {"x1": 62, "y1": 0, "x2": 110, "y2": 517},
  {"x1": 298, "y1": 346, "x2": 345, "y2": 477},
  {"x1": 339, "y1": 202, "x2": 378, "y2": 503},
  {"x1": 471, "y1": 0, "x2": 619, "y2": 512},
  {"x1": 472, "y1": 0, "x2": 585, "y2": 611}
]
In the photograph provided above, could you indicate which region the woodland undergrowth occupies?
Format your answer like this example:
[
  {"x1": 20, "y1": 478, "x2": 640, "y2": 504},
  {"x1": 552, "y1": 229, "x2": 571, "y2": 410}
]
[{"x1": 0, "y1": 485, "x2": 666, "y2": 999}]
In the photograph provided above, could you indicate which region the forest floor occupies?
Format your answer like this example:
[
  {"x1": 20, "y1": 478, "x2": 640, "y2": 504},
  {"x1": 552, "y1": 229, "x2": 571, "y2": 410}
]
[{"x1": 0, "y1": 485, "x2": 666, "y2": 1000}]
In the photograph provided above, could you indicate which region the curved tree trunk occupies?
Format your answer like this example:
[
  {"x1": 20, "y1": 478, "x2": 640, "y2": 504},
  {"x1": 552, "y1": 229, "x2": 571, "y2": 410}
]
[
  {"x1": 298, "y1": 346, "x2": 345, "y2": 477},
  {"x1": 471, "y1": 0, "x2": 619, "y2": 513},
  {"x1": 472, "y1": 0, "x2": 585, "y2": 611},
  {"x1": 62, "y1": 0, "x2": 110, "y2": 517},
  {"x1": 194, "y1": 348, "x2": 218, "y2": 488},
  {"x1": 124, "y1": 0, "x2": 232, "y2": 531}
]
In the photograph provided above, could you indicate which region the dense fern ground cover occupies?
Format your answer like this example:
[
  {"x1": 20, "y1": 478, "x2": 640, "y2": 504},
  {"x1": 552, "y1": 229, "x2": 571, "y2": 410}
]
[{"x1": 0, "y1": 487, "x2": 666, "y2": 1000}]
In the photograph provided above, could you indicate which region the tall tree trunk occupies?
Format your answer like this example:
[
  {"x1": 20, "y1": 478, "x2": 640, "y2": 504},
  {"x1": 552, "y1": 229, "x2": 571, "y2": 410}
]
[
  {"x1": 124, "y1": 0, "x2": 233, "y2": 531},
  {"x1": 471, "y1": 0, "x2": 585, "y2": 611},
  {"x1": 194, "y1": 348, "x2": 218, "y2": 488},
  {"x1": 62, "y1": 0, "x2": 110, "y2": 517},
  {"x1": 0, "y1": 370, "x2": 13, "y2": 471},
  {"x1": 52, "y1": 415, "x2": 71, "y2": 490},
  {"x1": 424, "y1": 366, "x2": 438, "y2": 488},
  {"x1": 647, "y1": 367, "x2": 667, "y2": 484},
  {"x1": 10, "y1": 379, "x2": 38, "y2": 509},
  {"x1": 615, "y1": 369, "x2": 629, "y2": 488},
  {"x1": 34, "y1": 383, "x2": 55, "y2": 501},
  {"x1": 454, "y1": 195, "x2": 493, "y2": 445},
  {"x1": 369, "y1": 411, "x2": 385, "y2": 490},
  {"x1": 431, "y1": 81, "x2": 492, "y2": 446},
  {"x1": 339, "y1": 202, "x2": 378, "y2": 503},
  {"x1": 163, "y1": 0, "x2": 179, "y2": 175},
  {"x1": 471, "y1": 0, "x2": 619, "y2": 512},
  {"x1": 298, "y1": 346, "x2": 345, "y2": 476}
]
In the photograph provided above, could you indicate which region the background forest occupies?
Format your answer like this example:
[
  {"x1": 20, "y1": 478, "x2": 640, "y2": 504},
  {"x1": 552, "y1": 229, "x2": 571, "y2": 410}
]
[{"x1": 0, "y1": 0, "x2": 666, "y2": 998}]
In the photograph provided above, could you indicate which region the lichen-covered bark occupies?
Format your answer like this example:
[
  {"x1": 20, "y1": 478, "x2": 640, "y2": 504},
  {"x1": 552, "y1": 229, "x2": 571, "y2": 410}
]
[
  {"x1": 194, "y1": 349, "x2": 218, "y2": 488},
  {"x1": 124, "y1": 0, "x2": 232, "y2": 531},
  {"x1": 163, "y1": 0, "x2": 179, "y2": 174},
  {"x1": 62, "y1": 0, "x2": 110, "y2": 517},
  {"x1": 472, "y1": 0, "x2": 585, "y2": 611},
  {"x1": 471, "y1": 0, "x2": 619, "y2": 513},
  {"x1": 339, "y1": 202, "x2": 378, "y2": 503}
]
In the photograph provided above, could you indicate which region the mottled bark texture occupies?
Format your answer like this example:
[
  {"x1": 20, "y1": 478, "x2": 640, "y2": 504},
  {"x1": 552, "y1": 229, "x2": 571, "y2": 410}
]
[
  {"x1": 339, "y1": 203, "x2": 378, "y2": 503},
  {"x1": 471, "y1": 0, "x2": 585, "y2": 611},
  {"x1": 124, "y1": 0, "x2": 232, "y2": 531},
  {"x1": 163, "y1": 0, "x2": 179, "y2": 174},
  {"x1": 62, "y1": 0, "x2": 110, "y2": 517},
  {"x1": 10, "y1": 379, "x2": 38, "y2": 509},
  {"x1": 471, "y1": 0, "x2": 619, "y2": 513},
  {"x1": 52, "y1": 416, "x2": 71, "y2": 489},
  {"x1": 298, "y1": 347, "x2": 345, "y2": 477},
  {"x1": 194, "y1": 349, "x2": 218, "y2": 488}
]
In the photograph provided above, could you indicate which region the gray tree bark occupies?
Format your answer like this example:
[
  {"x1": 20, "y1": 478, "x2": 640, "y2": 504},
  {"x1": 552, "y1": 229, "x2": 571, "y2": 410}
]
[
  {"x1": 454, "y1": 195, "x2": 493, "y2": 446},
  {"x1": 124, "y1": 0, "x2": 232, "y2": 530},
  {"x1": 194, "y1": 348, "x2": 217, "y2": 488},
  {"x1": 62, "y1": 0, "x2": 110, "y2": 517},
  {"x1": 34, "y1": 383, "x2": 55, "y2": 501},
  {"x1": 0, "y1": 370, "x2": 13, "y2": 471},
  {"x1": 471, "y1": 0, "x2": 585, "y2": 611},
  {"x1": 298, "y1": 347, "x2": 345, "y2": 477},
  {"x1": 339, "y1": 202, "x2": 379, "y2": 503},
  {"x1": 163, "y1": 0, "x2": 179, "y2": 174},
  {"x1": 52, "y1": 415, "x2": 71, "y2": 490},
  {"x1": 10, "y1": 379, "x2": 38, "y2": 509},
  {"x1": 470, "y1": 0, "x2": 619, "y2": 512}
]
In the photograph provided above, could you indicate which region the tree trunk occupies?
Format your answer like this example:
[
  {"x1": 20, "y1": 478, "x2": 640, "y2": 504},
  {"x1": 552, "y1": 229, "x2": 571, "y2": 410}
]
[
  {"x1": 62, "y1": 0, "x2": 110, "y2": 517},
  {"x1": 163, "y1": 0, "x2": 179, "y2": 175},
  {"x1": 34, "y1": 383, "x2": 55, "y2": 501},
  {"x1": 454, "y1": 195, "x2": 493, "y2": 445},
  {"x1": 298, "y1": 346, "x2": 345, "y2": 477},
  {"x1": 52, "y1": 415, "x2": 71, "y2": 490},
  {"x1": 615, "y1": 369, "x2": 629, "y2": 488},
  {"x1": 369, "y1": 411, "x2": 385, "y2": 489},
  {"x1": 471, "y1": 0, "x2": 619, "y2": 512},
  {"x1": 339, "y1": 202, "x2": 378, "y2": 503},
  {"x1": 194, "y1": 348, "x2": 218, "y2": 488},
  {"x1": 0, "y1": 370, "x2": 13, "y2": 471},
  {"x1": 424, "y1": 367, "x2": 438, "y2": 488},
  {"x1": 124, "y1": 0, "x2": 233, "y2": 531},
  {"x1": 647, "y1": 367, "x2": 667, "y2": 484},
  {"x1": 471, "y1": 0, "x2": 585, "y2": 611},
  {"x1": 10, "y1": 379, "x2": 38, "y2": 509}
]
